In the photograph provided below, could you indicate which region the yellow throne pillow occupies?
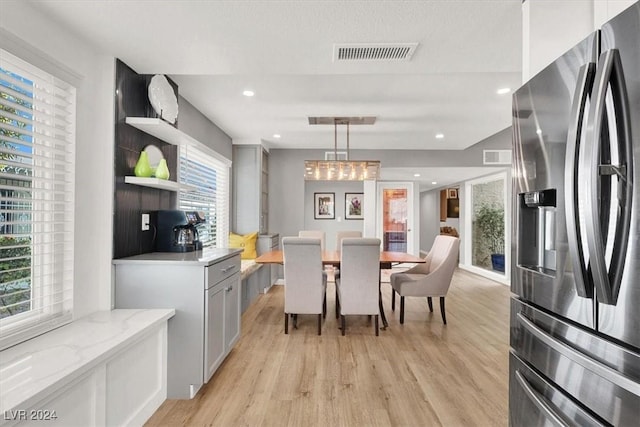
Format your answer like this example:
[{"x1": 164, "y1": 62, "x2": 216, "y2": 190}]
[{"x1": 229, "y1": 231, "x2": 258, "y2": 259}]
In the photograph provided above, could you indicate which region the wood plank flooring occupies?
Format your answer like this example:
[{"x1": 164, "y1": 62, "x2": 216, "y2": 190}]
[{"x1": 145, "y1": 269, "x2": 511, "y2": 426}]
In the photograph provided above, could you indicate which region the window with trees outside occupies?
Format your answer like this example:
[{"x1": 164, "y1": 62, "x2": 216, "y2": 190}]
[{"x1": 0, "y1": 49, "x2": 76, "y2": 350}]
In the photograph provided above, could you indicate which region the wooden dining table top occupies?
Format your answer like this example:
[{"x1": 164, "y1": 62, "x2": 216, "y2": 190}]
[{"x1": 255, "y1": 250, "x2": 425, "y2": 265}]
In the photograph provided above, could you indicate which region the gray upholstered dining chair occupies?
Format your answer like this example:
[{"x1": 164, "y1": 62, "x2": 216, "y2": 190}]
[
  {"x1": 282, "y1": 237, "x2": 327, "y2": 335},
  {"x1": 390, "y1": 235, "x2": 460, "y2": 325},
  {"x1": 298, "y1": 230, "x2": 325, "y2": 250},
  {"x1": 335, "y1": 238, "x2": 381, "y2": 336},
  {"x1": 333, "y1": 231, "x2": 362, "y2": 278},
  {"x1": 334, "y1": 230, "x2": 362, "y2": 251}
]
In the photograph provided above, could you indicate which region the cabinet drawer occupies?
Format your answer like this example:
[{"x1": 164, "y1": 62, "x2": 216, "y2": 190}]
[{"x1": 207, "y1": 255, "x2": 241, "y2": 288}]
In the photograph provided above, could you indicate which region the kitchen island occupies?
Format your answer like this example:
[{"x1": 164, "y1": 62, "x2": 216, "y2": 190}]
[{"x1": 113, "y1": 248, "x2": 242, "y2": 399}]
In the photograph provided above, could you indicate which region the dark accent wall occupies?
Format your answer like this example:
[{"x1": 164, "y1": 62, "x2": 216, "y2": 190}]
[{"x1": 113, "y1": 59, "x2": 178, "y2": 259}]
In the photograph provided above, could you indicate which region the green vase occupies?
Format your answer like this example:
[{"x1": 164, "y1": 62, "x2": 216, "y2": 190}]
[
  {"x1": 134, "y1": 150, "x2": 153, "y2": 177},
  {"x1": 154, "y1": 158, "x2": 170, "y2": 180}
]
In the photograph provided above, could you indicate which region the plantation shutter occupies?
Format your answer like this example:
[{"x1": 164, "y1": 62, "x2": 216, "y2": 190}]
[
  {"x1": 178, "y1": 144, "x2": 230, "y2": 248},
  {"x1": 0, "y1": 48, "x2": 76, "y2": 350}
]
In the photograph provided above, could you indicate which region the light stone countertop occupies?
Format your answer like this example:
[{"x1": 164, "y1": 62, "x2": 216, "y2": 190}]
[
  {"x1": 0, "y1": 309, "x2": 175, "y2": 415},
  {"x1": 112, "y1": 247, "x2": 243, "y2": 266}
]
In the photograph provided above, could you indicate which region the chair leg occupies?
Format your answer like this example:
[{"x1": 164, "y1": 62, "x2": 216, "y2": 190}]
[
  {"x1": 341, "y1": 315, "x2": 346, "y2": 336},
  {"x1": 375, "y1": 315, "x2": 379, "y2": 336},
  {"x1": 391, "y1": 289, "x2": 395, "y2": 311},
  {"x1": 318, "y1": 314, "x2": 322, "y2": 335},
  {"x1": 284, "y1": 313, "x2": 289, "y2": 334},
  {"x1": 323, "y1": 293, "x2": 327, "y2": 318},
  {"x1": 440, "y1": 297, "x2": 447, "y2": 325},
  {"x1": 335, "y1": 288, "x2": 340, "y2": 319},
  {"x1": 400, "y1": 296, "x2": 405, "y2": 324},
  {"x1": 293, "y1": 314, "x2": 298, "y2": 329},
  {"x1": 427, "y1": 296, "x2": 433, "y2": 312}
]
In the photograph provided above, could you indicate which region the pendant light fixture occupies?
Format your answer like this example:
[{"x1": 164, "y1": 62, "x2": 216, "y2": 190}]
[{"x1": 304, "y1": 117, "x2": 381, "y2": 181}]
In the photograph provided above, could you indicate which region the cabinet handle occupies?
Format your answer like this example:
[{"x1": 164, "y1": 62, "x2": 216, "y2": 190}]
[
  {"x1": 221, "y1": 265, "x2": 236, "y2": 273},
  {"x1": 226, "y1": 285, "x2": 233, "y2": 292}
]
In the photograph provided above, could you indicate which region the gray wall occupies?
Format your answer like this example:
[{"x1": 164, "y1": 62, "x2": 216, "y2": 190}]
[
  {"x1": 268, "y1": 126, "x2": 511, "y2": 251},
  {"x1": 304, "y1": 181, "x2": 364, "y2": 250},
  {"x1": 178, "y1": 96, "x2": 232, "y2": 160},
  {"x1": 419, "y1": 190, "x2": 440, "y2": 254}
]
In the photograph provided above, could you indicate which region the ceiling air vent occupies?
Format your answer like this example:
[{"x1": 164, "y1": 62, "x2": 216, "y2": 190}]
[
  {"x1": 333, "y1": 43, "x2": 418, "y2": 61},
  {"x1": 483, "y1": 149, "x2": 512, "y2": 165}
]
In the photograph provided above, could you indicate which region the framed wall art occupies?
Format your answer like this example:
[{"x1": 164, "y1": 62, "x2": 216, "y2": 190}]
[
  {"x1": 314, "y1": 192, "x2": 335, "y2": 219},
  {"x1": 345, "y1": 193, "x2": 364, "y2": 220},
  {"x1": 447, "y1": 188, "x2": 458, "y2": 199}
]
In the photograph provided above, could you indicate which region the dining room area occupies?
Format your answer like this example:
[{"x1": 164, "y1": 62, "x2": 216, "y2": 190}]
[{"x1": 144, "y1": 260, "x2": 511, "y2": 426}]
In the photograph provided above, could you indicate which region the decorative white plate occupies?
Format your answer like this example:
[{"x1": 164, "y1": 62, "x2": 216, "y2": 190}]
[
  {"x1": 143, "y1": 144, "x2": 164, "y2": 172},
  {"x1": 148, "y1": 74, "x2": 178, "y2": 124}
]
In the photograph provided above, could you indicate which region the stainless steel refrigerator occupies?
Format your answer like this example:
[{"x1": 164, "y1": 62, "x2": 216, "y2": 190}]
[{"x1": 510, "y1": 2, "x2": 640, "y2": 425}]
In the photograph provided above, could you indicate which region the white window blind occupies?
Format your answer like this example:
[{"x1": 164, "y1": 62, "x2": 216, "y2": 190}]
[
  {"x1": 178, "y1": 144, "x2": 229, "y2": 248},
  {"x1": 0, "y1": 49, "x2": 76, "y2": 350}
]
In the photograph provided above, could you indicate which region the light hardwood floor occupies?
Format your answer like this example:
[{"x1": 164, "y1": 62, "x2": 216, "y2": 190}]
[{"x1": 145, "y1": 269, "x2": 511, "y2": 426}]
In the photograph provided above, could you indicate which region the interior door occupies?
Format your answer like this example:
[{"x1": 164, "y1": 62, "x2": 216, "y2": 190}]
[{"x1": 377, "y1": 182, "x2": 416, "y2": 254}]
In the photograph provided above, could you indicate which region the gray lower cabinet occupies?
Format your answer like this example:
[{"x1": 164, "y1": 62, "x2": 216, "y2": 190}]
[
  {"x1": 114, "y1": 250, "x2": 241, "y2": 399},
  {"x1": 257, "y1": 233, "x2": 279, "y2": 291},
  {"x1": 204, "y1": 271, "x2": 240, "y2": 381}
]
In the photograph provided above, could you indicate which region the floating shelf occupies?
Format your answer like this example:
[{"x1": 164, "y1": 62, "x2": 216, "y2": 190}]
[
  {"x1": 124, "y1": 176, "x2": 195, "y2": 192},
  {"x1": 125, "y1": 117, "x2": 198, "y2": 147}
]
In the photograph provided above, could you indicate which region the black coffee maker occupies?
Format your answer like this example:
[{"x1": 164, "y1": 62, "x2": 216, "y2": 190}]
[{"x1": 153, "y1": 210, "x2": 205, "y2": 252}]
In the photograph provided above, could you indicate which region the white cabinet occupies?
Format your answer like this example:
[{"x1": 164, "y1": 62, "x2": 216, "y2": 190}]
[
  {"x1": 114, "y1": 251, "x2": 241, "y2": 399},
  {"x1": 0, "y1": 310, "x2": 171, "y2": 427}
]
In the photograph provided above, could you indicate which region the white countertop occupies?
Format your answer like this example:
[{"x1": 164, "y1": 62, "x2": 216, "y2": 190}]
[
  {"x1": 112, "y1": 247, "x2": 242, "y2": 266},
  {"x1": 0, "y1": 309, "x2": 175, "y2": 415}
]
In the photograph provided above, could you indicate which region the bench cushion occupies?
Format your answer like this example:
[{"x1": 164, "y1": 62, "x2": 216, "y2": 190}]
[{"x1": 240, "y1": 259, "x2": 262, "y2": 280}]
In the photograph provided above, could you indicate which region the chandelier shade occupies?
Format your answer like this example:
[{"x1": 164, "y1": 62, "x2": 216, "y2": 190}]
[
  {"x1": 304, "y1": 117, "x2": 380, "y2": 181},
  {"x1": 304, "y1": 160, "x2": 380, "y2": 180}
]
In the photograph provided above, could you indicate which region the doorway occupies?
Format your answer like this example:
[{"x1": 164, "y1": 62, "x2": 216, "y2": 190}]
[{"x1": 377, "y1": 182, "x2": 417, "y2": 254}]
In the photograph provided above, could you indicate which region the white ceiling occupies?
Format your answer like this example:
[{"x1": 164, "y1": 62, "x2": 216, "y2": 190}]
[{"x1": 27, "y1": 0, "x2": 521, "y2": 187}]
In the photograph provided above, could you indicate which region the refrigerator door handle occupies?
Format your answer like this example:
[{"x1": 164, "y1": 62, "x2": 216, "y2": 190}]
[
  {"x1": 584, "y1": 48, "x2": 633, "y2": 305},
  {"x1": 517, "y1": 312, "x2": 640, "y2": 396},
  {"x1": 514, "y1": 370, "x2": 570, "y2": 427},
  {"x1": 564, "y1": 62, "x2": 596, "y2": 298}
]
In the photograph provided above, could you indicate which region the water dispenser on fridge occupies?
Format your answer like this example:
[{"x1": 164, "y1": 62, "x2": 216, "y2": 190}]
[{"x1": 517, "y1": 189, "x2": 557, "y2": 275}]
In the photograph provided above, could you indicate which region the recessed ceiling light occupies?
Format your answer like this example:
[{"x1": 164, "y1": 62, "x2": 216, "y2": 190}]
[
  {"x1": 273, "y1": 134, "x2": 281, "y2": 138},
  {"x1": 414, "y1": 173, "x2": 421, "y2": 177},
  {"x1": 431, "y1": 181, "x2": 437, "y2": 185},
  {"x1": 497, "y1": 87, "x2": 511, "y2": 95},
  {"x1": 435, "y1": 133, "x2": 444, "y2": 139},
  {"x1": 243, "y1": 90, "x2": 254, "y2": 97}
]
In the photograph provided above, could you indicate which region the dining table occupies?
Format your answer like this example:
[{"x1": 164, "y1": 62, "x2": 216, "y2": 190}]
[{"x1": 255, "y1": 250, "x2": 425, "y2": 329}]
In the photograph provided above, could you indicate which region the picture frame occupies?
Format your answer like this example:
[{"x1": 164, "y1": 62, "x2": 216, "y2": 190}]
[
  {"x1": 314, "y1": 192, "x2": 335, "y2": 219},
  {"x1": 345, "y1": 193, "x2": 364, "y2": 220},
  {"x1": 447, "y1": 188, "x2": 458, "y2": 199}
]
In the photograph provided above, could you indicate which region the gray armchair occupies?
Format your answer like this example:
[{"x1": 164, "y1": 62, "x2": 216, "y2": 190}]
[
  {"x1": 390, "y1": 235, "x2": 460, "y2": 325},
  {"x1": 283, "y1": 237, "x2": 327, "y2": 335},
  {"x1": 335, "y1": 238, "x2": 381, "y2": 336}
]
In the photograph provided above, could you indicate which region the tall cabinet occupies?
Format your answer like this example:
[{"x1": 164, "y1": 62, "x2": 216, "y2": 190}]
[
  {"x1": 233, "y1": 145, "x2": 280, "y2": 290},
  {"x1": 233, "y1": 145, "x2": 269, "y2": 235}
]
